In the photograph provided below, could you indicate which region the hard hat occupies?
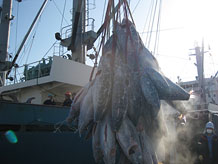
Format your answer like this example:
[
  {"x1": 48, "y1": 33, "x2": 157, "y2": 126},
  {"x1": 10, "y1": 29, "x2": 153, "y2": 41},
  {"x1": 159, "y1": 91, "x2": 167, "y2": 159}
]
[
  {"x1": 65, "y1": 91, "x2": 72, "y2": 96},
  {"x1": 206, "y1": 121, "x2": 214, "y2": 129}
]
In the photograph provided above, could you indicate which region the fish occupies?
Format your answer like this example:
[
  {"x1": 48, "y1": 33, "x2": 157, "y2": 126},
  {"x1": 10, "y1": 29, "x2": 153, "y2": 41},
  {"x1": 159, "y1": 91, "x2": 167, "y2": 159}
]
[
  {"x1": 78, "y1": 85, "x2": 94, "y2": 135},
  {"x1": 85, "y1": 122, "x2": 95, "y2": 140},
  {"x1": 137, "y1": 116, "x2": 158, "y2": 164},
  {"x1": 145, "y1": 67, "x2": 170, "y2": 95},
  {"x1": 116, "y1": 20, "x2": 161, "y2": 118},
  {"x1": 140, "y1": 69, "x2": 160, "y2": 118},
  {"x1": 92, "y1": 45, "x2": 112, "y2": 122},
  {"x1": 92, "y1": 123, "x2": 103, "y2": 163},
  {"x1": 70, "y1": 18, "x2": 191, "y2": 164},
  {"x1": 111, "y1": 47, "x2": 129, "y2": 131},
  {"x1": 126, "y1": 73, "x2": 143, "y2": 126},
  {"x1": 117, "y1": 151, "x2": 131, "y2": 164},
  {"x1": 66, "y1": 103, "x2": 80, "y2": 124},
  {"x1": 160, "y1": 77, "x2": 190, "y2": 100},
  {"x1": 99, "y1": 115, "x2": 116, "y2": 164},
  {"x1": 117, "y1": 19, "x2": 189, "y2": 101},
  {"x1": 139, "y1": 130, "x2": 158, "y2": 164},
  {"x1": 116, "y1": 116, "x2": 143, "y2": 164},
  {"x1": 115, "y1": 21, "x2": 144, "y2": 126},
  {"x1": 165, "y1": 100, "x2": 188, "y2": 114},
  {"x1": 66, "y1": 82, "x2": 91, "y2": 124}
]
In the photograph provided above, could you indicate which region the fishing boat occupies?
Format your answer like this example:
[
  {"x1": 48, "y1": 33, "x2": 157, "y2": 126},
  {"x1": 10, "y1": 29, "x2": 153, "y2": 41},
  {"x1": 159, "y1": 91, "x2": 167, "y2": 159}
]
[
  {"x1": 1, "y1": 0, "x2": 218, "y2": 164},
  {"x1": 0, "y1": 0, "x2": 98, "y2": 163}
]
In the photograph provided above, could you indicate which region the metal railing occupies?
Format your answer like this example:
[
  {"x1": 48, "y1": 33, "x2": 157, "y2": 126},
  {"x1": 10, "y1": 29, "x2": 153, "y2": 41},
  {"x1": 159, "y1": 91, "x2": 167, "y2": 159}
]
[{"x1": 6, "y1": 57, "x2": 53, "y2": 85}]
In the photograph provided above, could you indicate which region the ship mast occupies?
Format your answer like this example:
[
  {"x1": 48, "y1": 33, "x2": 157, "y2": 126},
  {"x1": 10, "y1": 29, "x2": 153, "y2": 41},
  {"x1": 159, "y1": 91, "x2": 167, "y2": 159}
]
[
  {"x1": 68, "y1": 0, "x2": 86, "y2": 64},
  {"x1": 6, "y1": 0, "x2": 48, "y2": 79},
  {"x1": 0, "y1": 0, "x2": 13, "y2": 86}
]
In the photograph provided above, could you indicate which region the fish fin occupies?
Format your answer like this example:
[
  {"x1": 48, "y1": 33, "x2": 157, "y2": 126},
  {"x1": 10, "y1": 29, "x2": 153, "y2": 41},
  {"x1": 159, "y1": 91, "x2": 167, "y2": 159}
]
[
  {"x1": 146, "y1": 67, "x2": 170, "y2": 94},
  {"x1": 159, "y1": 77, "x2": 190, "y2": 100}
]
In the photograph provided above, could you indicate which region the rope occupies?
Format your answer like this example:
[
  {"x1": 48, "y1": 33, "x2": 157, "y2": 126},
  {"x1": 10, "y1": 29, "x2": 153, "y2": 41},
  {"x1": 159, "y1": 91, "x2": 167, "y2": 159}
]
[
  {"x1": 25, "y1": 17, "x2": 41, "y2": 64},
  {"x1": 153, "y1": 0, "x2": 162, "y2": 55},
  {"x1": 145, "y1": 0, "x2": 155, "y2": 46},
  {"x1": 89, "y1": 0, "x2": 136, "y2": 82},
  {"x1": 140, "y1": 27, "x2": 184, "y2": 34},
  {"x1": 96, "y1": 0, "x2": 107, "y2": 51},
  {"x1": 25, "y1": 32, "x2": 36, "y2": 64},
  {"x1": 59, "y1": 0, "x2": 67, "y2": 31},
  {"x1": 53, "y1": 120, "x2": 77, "y2": 133},
  {"x1": 52, "y1": 0, "x2": 69, "y2": 25},
  {"x1": 16, "y1": 16, "x2": 41, "y2": 65},
  {"x1": 53, "y1": 120, "x2": 65, "y2": 133},
  {"x1": 89, "y1": 0, "x2": 113, "y2": 81},
  {"x1": 13, "y1": 0, "x2": 50, "y2": 67},
  {"x1": 42, "y1": 40, "x2": 58, "y2": 58},
  {"x1": 132, "y1": 0, "x2": 141, "y2": 14},
  {"x1": 17, "y1": 36, "x2": 32, "y2": 65},
  {"x1": 141, "y1": 0, "x2": 153, "y2": 41},
  {"x1": 147, "y1": 0, "x2": 158, "y2": 49},
  {"x1": 123, "y1": 0, "x2": 139, "y2": 70},
  {"x1": 208, "y1": 50, "x2": 216, "y2": 76},
  {"x1": 125, "y1": 0, "x2": 135, "y2": 25}
]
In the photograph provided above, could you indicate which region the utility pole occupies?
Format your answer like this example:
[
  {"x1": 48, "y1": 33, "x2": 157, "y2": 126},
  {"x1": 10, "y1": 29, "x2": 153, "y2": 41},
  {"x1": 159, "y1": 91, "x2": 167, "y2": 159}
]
[
  {"x1": 190, "y1": 44, "x2": 207, "y2": 108},
  {"x1": 0, "y1": 0, "x2": 13, "y2": 86}
]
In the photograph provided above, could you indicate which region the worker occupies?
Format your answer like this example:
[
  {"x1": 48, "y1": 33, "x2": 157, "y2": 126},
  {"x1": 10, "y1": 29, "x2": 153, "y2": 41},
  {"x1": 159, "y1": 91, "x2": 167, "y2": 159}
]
[
  {"x1": 43, "y1": 94, "x2": 56, "y2": 105},
  {"x1": 197, "y1": 121, "x2": 218, "y2": 164},
  {"x1": 63, "y1": 91, "x2": 72, "y2": 107}
]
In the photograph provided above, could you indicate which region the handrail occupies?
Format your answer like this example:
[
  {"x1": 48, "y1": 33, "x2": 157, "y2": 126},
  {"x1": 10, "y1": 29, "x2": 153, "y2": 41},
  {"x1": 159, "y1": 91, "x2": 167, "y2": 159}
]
[{"x1": 6, "y1": 56, "x2": 53, "y2": 85}]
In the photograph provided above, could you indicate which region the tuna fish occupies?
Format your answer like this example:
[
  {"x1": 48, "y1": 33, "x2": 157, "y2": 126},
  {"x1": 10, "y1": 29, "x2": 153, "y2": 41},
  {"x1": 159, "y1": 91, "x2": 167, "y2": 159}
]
[
  {"x1": 67, "y1": 18, "x2": 190, "y2": 164},
  {"x1": 66, "y1": 82, "x2": 92, "y2": 124},
  {"x1": 92, "y1": 123, "x2": 103, "y2": 163},
  {"x1": 111, "y1": 47, "x2": 129, "y2": 131},
  {"x1": 78, "y1": 85, "x2": 94, "y2": 135},
  {"x1": 99, "y1": 115, "x2": 116, "y2": 164},
  {"x1": 140, "y1": 69, "x2": 160, "y2": 118},
  {"x1": 116, "y1": 116, "x2": 143, "y2": 164},
  {"x1": 137, "y1": 116, "x2": 158, "y2": 164},
  {"x1": 92, "y1": 44, "x2": 113, "y2": 122}
]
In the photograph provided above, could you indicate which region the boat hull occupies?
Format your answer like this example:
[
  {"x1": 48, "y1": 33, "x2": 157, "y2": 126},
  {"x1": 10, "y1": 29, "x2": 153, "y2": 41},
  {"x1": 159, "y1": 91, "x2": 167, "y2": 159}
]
[{"x1": 0, "y1": 101, "x2": 96, "y2": 164}]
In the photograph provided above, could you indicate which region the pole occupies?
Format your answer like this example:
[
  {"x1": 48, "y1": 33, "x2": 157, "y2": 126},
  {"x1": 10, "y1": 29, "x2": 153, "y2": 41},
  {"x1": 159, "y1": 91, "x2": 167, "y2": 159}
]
[
  {"x1": 0, "y1": 0, "x2": 13, "y2": 86},
  {"x1": 195, "y1": 45, "x2": 206, "y2": 107},
  {"x1": 82, "y1": 0, "x2": 86, "y2": 64},
  {"x1": 6, "y1": 0, "x2": 48, "y2": 78},
  {"x1": 87, "y1": 0, "x2": 124, "y2": 50}
]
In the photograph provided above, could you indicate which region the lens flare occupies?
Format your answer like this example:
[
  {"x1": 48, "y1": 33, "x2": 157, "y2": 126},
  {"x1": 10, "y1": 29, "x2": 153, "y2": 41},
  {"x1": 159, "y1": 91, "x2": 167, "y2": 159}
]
[{"x1": 5, "y1": 130, "x2": 18, "y2": 144}]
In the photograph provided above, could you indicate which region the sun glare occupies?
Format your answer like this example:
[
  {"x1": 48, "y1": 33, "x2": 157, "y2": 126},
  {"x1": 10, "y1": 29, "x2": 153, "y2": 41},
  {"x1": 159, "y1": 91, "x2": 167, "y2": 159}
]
[{"x1": 154, "y1": 0, "x2": 218, "y2": 82}]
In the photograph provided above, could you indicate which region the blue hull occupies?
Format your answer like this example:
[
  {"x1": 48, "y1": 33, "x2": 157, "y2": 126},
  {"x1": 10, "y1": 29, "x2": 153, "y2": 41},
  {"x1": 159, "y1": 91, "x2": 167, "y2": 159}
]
[{"x1": 0, "y1": 101, "x2": 96, "y2": 164}]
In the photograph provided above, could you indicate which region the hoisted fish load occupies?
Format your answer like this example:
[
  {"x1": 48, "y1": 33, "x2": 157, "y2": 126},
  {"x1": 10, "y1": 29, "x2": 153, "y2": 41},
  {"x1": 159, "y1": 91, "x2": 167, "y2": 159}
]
[{"x1": 67, "y1": 0, "x2": 190, "y2": 163}]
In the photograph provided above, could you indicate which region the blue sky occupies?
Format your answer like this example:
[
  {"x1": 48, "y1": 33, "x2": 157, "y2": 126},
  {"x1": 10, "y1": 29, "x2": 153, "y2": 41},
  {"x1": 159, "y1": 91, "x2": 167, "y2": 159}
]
[{"x1": 2, "y1": 0, "x2": 218, "y2": 82}]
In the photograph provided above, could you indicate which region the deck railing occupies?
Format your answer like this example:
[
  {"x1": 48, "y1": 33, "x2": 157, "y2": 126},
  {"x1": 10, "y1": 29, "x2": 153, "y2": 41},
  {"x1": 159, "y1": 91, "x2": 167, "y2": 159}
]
[{"x1": 6, "y1": 57, "x2": 53, "y2": 85}]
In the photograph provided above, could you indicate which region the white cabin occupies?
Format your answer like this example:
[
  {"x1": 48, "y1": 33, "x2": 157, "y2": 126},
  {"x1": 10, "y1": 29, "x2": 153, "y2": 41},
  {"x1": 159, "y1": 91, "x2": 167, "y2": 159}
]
[{"x1": 0, "y1": 55, "x2": 94, "y2": 104}]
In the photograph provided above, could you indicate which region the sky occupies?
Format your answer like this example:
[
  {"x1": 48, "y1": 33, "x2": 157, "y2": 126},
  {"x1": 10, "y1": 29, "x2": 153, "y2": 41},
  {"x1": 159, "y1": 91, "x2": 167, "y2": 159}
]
[{"x1": 1, "y1": 0, "x2": 218, "y2": 83}]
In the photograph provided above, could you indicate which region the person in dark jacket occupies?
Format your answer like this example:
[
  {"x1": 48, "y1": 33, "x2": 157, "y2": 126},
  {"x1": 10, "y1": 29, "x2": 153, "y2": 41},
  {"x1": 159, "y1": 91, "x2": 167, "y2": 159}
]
[
  {"x1": 43, "y1": 94, "x2": 56, "y2": 105},
  {"x1": 63, "y1": 91, "x2": 72, "y2": 107},
  {"x1": 197, "y1": 121, "x2": 218, "y2": 164}
]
